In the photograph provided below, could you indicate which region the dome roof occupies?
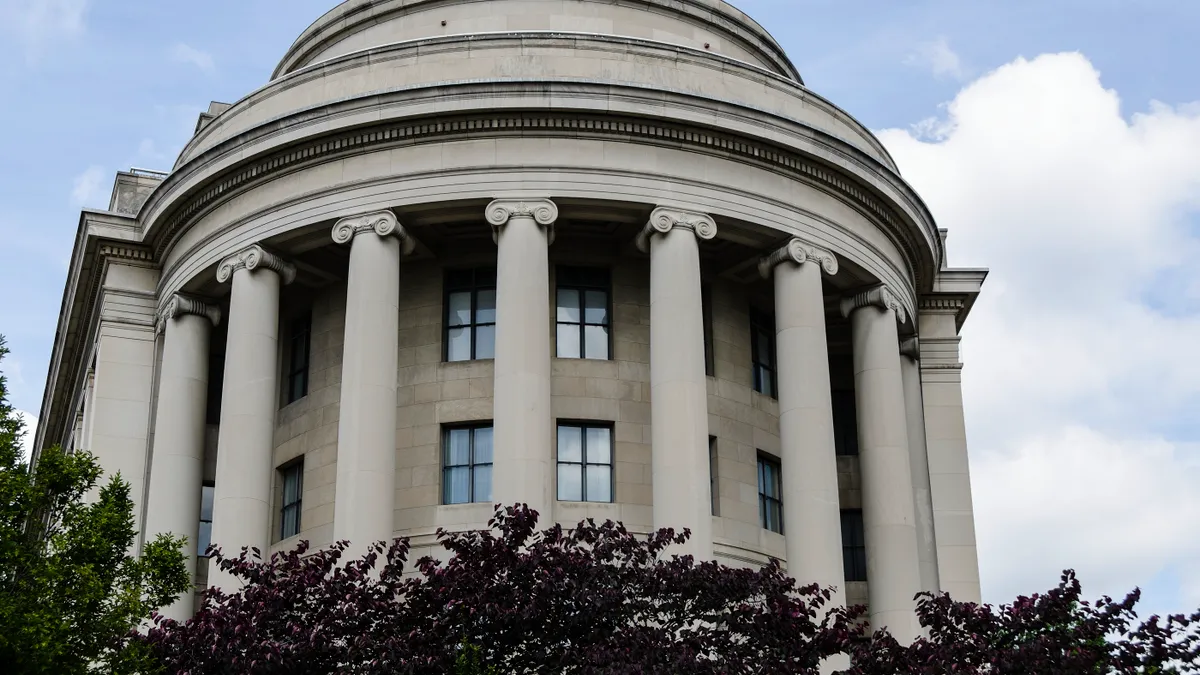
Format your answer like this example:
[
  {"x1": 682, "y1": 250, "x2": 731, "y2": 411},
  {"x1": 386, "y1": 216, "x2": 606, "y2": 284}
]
[{"x1": 273, "y1": 0, "x2": 802, "y2": 83}]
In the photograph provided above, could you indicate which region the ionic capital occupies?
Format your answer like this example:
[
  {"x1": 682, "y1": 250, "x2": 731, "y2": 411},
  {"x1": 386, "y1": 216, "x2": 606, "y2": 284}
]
[
  {"x1": 840, "y1": 284, "x2": 908, "y2": 325},
  {"x1": 485, "y1": 198, "x2": 559, "y2": 244},
  {"x1": 216, "y1": 244, "x2": 296, "y2": 285},
  {"x1": 331, "y1": 209, "x2": 415, "y2": 254},
  {"x1": 758, "y1": 237, "x2": 838, "y2": 278},
  {"x1": 635, "y1": 206, "x2": 718, "y2": 253},
  {"x1": 900, "y1": 337, "x2": 920, "y2": 361},
  {"x1": 156, "y1": 294, "x2": 221, "y2": 335}
]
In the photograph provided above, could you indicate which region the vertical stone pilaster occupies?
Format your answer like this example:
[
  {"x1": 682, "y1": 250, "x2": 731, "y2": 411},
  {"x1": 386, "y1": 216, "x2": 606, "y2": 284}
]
[{"x1": 638, "y1": 206, "x2": 716, "y2": 559}]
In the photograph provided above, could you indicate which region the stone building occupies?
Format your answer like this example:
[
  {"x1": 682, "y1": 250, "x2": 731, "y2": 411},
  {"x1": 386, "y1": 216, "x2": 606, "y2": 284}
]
[{"x1": 32, "y1": 0, "x2": 986, "y2": 643}]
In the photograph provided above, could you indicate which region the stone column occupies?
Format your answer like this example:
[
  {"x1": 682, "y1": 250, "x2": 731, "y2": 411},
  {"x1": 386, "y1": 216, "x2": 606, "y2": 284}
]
[
  {"x1": 144, "y1": 295, "x2": 220, "y2": 621},
  {"x1": 841, "y1": 285, "x2": 922, "y2": 643},
  {"x1": 636, "y1": 206, "x2": 716, "y2": 559},
  {"x1": 901, "y1": 338, "x2": 940, "y2": 594},
  {"x1": 210, "y1": 245, "x2": 295, "y2": 592},
  {"x1": 486, "y1": 199, "x2": 558, "y2": 521},
  {"x1": 331, "y1": 211, "x2": 412, "y2": 552},
  {"x1": 759, "y1": 239, "x2": 846, "y2": 604}
]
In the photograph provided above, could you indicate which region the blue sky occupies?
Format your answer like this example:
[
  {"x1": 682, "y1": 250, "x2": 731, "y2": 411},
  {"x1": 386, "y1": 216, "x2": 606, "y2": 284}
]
[{"x1": 2, "y1": 0, "x2": 1199, "y2": 617}]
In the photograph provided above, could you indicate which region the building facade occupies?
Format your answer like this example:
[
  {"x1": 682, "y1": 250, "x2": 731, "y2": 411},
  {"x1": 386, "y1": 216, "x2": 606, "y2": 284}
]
[{"x1": 33, "y1": 0, "x2": 986, "y2": 643}]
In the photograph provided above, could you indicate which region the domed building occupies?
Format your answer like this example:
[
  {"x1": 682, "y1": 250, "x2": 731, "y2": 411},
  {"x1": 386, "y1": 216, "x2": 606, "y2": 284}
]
[{"x1": 34, "y1": 0, "x2": 986, "y2": 643}]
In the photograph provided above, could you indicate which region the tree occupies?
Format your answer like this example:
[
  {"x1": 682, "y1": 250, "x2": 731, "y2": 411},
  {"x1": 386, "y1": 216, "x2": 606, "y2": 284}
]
[{"x1": 0, "y1": 335, "x2": 189, "y2": 674}]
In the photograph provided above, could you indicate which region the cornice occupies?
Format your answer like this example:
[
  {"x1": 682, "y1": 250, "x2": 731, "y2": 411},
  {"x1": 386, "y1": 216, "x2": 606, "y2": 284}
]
[
  {"x1": 841, "y1": 284, "x2": 908, "y2": 325},
  {"x1": 758, "y1": 237, "x2": 838, "y2": 278},
  {"x1": 634, "y1": 206, "x2": 717, "y2": 253},
  {"x1": 331, "y1": 209, "x2": 416, "y2": 254},
  {"x1": 485, "y1": 199, "x2": 559, "y2": 243},
  {"x1": 216, "y1": 244, "x2": 297, "y2": 285}
]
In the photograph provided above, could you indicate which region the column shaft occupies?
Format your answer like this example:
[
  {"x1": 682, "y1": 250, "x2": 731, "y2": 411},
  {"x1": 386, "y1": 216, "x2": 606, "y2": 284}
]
[
  {"x1": 490, "y1": 201, "x2": 555, "y2": 521},
  {"x1": 332, "y1": 213, "x2": 404, "y2": 551},
  {"x1": 145, "y1": 302, "x2": 216, "y2": 620},
  {"x1": 845, "y1": 287, "x2": 922, "y2": 643},
  {"x1": 901, "y1": 343, "x2": 940, "y2": 594}
]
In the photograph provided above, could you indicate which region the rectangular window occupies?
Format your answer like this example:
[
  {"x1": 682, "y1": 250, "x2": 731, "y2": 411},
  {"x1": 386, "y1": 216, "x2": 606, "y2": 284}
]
[
  {"x1": 279, "y1": 461, "x2": 303, "y2": 540},
  {"x1": 556, "y1": 267, "x2": 611, "y2": 360},
  {"x1": 841, "y1": 509, "x2": 867, "y2": 582},
  {"x1": 197, "y1": 482, "x2": 214, "y2": 557},
  {"x1": 750, "y1": 308, "x2": 777, "y2": 398},
  {"x1": 442, "y1": 424, "x2": 494, "y2": 505},
  {"x1": 709, "y1": 436, "x2": 720, "y2": 516},
  {"x1": 757, "y1": 453, "x2": 783, "y2": 534},
  {"x1": 833, "y1": 390, "x2": 860, "y2": 456},
  {"x1": 702, "y1": 284, "x2": 715, "y2": 376},
  {"x1": 445, "y1": 267, "x2": 497, "y2": 362},
  {"x1": 556, "y1": 423, "x2": 613, "y2": 503},
  {"x1": 286, "y1": 313, "x2": 312, "y2": 404}
]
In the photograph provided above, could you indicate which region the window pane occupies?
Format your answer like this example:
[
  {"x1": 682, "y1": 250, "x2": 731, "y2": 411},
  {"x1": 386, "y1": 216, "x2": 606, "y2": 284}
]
[
  {"x1": 472, "y1": 427, "x2": 493, "y2": 464},
  {"x1": 444, "y1": 466, "x2": 470, "y2": 504},
  {"x1": 756, "y1": 331, "x2": 773, "y2": 366},
  {"x1": 282, "y1": 507, "x2": 299, "y2": 539},
  {"x1": 290, "y1": 374, "x2": 307, "y2": 403},
  {"x1": 197, "y1": 521, "x2": 212, "y2": 557},
  {"x1": 558, "y1": 425, "x2": 583, "y2": 462},
  {"x1": 557, "y1": 463, "x2": 583, "y2": 501},
  {"x1": 586, "y1": 427, "x2": 611, "y2": 464},
  {"x1": 584, "y1": 325, "x2": 609, "y2": 360},
  {"x1": 283, "y1": 467, "x2": 301, "y2": 504},
  {"x1": 446, "y1": 428, "x2": 471, "y2": 466},
  {"x1": 200, "y1": 485, "x2": 214, "y2": 521},
  {"x1": 760, "y1": 369, "x2": 774, "y2": 397},
  {"x1": 448, "y1": 292, "x2": 472, "y2": 327},
  {"x1": 584, "y1": 291, "x2": 608, "y2": 324},
  {"x1": 447, "y1": 327, "x2": 472, "y2": 362},
  {"x1": 557, "y1": 324, "x2": 581, "y2": 359},
  {"x1": 475, "y1": 324, "x2": 495, "y2": 359},
  {"x1": 586, "y1": 465, "x2": 612, "y2": 503},
  {"x1": 557, "y1": 289, "x2": 581, "y2": 322},
  {"x1": 473, "y1": 464, "x2": 493, "y2": 503},
  {"x1": 476, "y1": 289, "x2": 496, "y2": 324}
]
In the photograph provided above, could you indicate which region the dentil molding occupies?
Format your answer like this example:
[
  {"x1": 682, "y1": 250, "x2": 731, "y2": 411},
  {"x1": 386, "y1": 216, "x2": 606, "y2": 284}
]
[
  {"x1": 156, "y1": 294, "x2": 221, "y2": 335},
  {"x1": 758, "y1": 237, "x2": 839, "y2": 278},
  {"x1": 216, "y1": 244, "x2": 297, "y2": 285},
  {"x1": 841, "y1": 284, "x2": 908, "y2": 325},
  {"x1": 331, "y1": 209, "x2": 416, "y2": 254},
  {"x1": 635, "y1": 206, "x2": 718, "y2": 253},
  {"x1": 485, "y1": 199, "x2": 559, "y2": 244}
]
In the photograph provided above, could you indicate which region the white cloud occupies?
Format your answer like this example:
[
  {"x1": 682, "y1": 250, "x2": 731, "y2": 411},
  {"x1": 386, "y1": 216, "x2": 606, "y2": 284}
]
[
  {"x1": 69, "y1": 165, "x2": 107, "y2": 207},
  {"x1": 15, "y1": 410, "x2": 36, "y2": 463},
  {"x1": 905, "y1": 37, "x2": 965, "y2": 80},
  {"x1": 877, "y1": 53, "x2": 1200, "y2": 612},
  {"x1": 170, "y1": 42, "x2": 215, "y2": 74},
  {"x1": 0, "y1": 0, "x2": 88, "y2": 57}
]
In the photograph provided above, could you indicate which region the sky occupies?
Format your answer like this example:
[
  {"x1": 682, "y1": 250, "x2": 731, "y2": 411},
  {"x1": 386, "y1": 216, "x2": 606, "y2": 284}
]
[{"x1": 2, "y1": 0, "x2": 1199, "y2": 619}]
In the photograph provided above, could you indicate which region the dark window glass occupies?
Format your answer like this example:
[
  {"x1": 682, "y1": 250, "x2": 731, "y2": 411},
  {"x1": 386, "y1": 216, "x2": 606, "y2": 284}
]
[
  {"x1": 750, "y1": 309, "x2": 776, "y2": 398},
  {"x1": 841, "y1": 509, "x2": 867, "y2": 582},
  {"x1": 757, "y1": 454, "x2": 783, "y2": 534},
  {"x1": 702, "y1": 285, "x2": 715, "y2": 376},
  {"x1": 280, "y1": 462, "x2": 303, "y2": 540},
  {"x1": 709, "y1": 436, "x2": 720, "y2": 516},
  {"x1": 833, "y1": 390, "x2": 860, "y2": 456},
  {"x1": 556, "y1": 423, "x2": 613, "y2": 503},
  {"x1": 556, "y1": 267, "x2": 611, "y2": 360},
  {"x1": 442, "y1": 425, "x2": 494, "y2": 504},
  {"x1": 287, "y1": 313, "x2": 312, "y2": 404},
  {"x1": 197, "y1": 483, "x2": 215, "y2": 557},
  {"x1": 445, "y1": 268, "x2": 497, "y2": 362}
]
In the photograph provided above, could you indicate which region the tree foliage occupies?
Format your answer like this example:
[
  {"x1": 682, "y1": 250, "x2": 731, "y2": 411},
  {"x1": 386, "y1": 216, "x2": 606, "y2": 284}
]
[
  {"x1": 135, "y1": 503, "x2": 1200, "y2": 674},
  {"x1": 0, "y1": 335, "x2": 190, "y2": 674}
]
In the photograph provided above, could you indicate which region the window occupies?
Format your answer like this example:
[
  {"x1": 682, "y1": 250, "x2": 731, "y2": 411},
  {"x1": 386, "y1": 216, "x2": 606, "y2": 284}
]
[
  {"x1": 445, "y1": 268, "x2": 497, "y2": 362},
  {"x1": 556, "y1": 267, "x2": 611, "y2": 360},
  {"x1": 709, "y1": 436, "x2": 720, "y2": 516},
  {"x1": 557, "y1": 423, "x2": 613, "y2": 503},
  {"x1": 833, "y1": 390, "x2": 860, "y2": 456},
  {"x1": 750, "y1": 308, "x2": 776, "y2": 398},
  {"x1": 286, "y1": 313, "x2": 311, "y2": 404},
  {"x1": 197, "y1": 483, "x2": 214, "y2": 557},
  {"x1": 279, "y1": 461, "x2": 303, "y2": 540},
  {"x1": 841, "y1": 509, "x2": 867, "y2": 582},
  {"x1": 702, "y1": 285, "x2": 715, "y2": 377},
  {"x1": 757, "y1": 454, "x2": 783, "y2": 534},
  {"x1": 442, "y1": 425, "x2": 494, "y2": 504}
]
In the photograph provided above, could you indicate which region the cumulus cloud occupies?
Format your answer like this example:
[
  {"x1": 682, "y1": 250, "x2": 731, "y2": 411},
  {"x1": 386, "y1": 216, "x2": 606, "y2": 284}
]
[
  {"x1": 877, "y1": 53, "x2": 1200, "y2": 612},
  {"x1": 905, "y1": 37, "x2": 965, "y2": 80},
  {"x1": 170, "y1": 42, "x2": 215, "y2": 74},
  {"x1": 70, "y1": 165, "x2": 107, "y2": 207},
  {"x1": 0, "y1": 0, "x2": 88, "y2": 57}
]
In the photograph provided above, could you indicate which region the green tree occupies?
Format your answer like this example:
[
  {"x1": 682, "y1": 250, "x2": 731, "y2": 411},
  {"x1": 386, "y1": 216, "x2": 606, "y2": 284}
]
[{"x1": 0, "y1": 335, "x2": 189, "y2": 674}]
